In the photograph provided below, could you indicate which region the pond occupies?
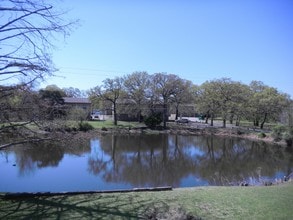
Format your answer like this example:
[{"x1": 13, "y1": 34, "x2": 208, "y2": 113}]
[{"x1": 0, "y1": 134, "x2": 292, "y2": 193}]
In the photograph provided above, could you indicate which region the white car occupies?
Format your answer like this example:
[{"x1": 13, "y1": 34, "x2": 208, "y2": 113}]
[{"x1": 90, "y1": 113, "x2": 100, "y2": 120}]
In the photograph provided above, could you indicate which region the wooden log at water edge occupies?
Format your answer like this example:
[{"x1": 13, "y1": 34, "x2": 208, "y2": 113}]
[{"x1": 3, "y1": 186, "x2": 173, "y2": 199}]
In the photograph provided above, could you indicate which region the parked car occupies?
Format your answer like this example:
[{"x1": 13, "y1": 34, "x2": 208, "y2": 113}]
[
  {"x1": 90, "y1": 113, "x2": 100, "y2": 120},
  {"x1": 176, "y1": 118, "x2": 189, "y2": 124}
]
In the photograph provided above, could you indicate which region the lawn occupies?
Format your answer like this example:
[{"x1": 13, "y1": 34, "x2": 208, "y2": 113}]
[
  {"x1": 87, "y1": 120, "x2": 145, "y2": 129},
  {"x1": 1, "y1": 183, "x2": 292, "y2": 219}
]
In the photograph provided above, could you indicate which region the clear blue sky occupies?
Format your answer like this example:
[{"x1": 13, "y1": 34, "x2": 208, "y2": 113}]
[{"x1": 41, "y1": 0, "x2": 293, "y2": 97}]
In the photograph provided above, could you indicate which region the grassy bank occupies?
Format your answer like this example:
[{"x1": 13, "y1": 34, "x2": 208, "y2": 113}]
[
  {"x1": 87, "y1": 120, "x2": 145, "y2": 129},
  {"x1": 1, "y1": 183, "x2": 292, "y2": 219}
]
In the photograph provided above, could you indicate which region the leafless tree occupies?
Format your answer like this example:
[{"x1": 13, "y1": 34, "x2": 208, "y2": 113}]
[
  {"x1": 89, "y1": 77, "x2": 124, "y2": 126},
  {"x1": 0, "y1": 0, "x2": 77, "y2": 86},
  {"x1": 0, "y1": 0, "x2": 78, "y2": 148}
]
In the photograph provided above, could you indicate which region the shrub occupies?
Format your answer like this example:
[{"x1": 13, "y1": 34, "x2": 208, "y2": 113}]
[
  {"x1": 258, "y1": 132, "x2": 266, "y2": 138},
  {"x1": 272, "y1": 125, "x2": 286, "y2": 141},
  {"x1": 283, "y1": 128, "x2": 293, "y2": 147},
  {"x1": 237, "y1": 129, "x2": 244, "y2": 135},
  {"x1": 271, "y1": 125, "x2": 293, "y2": 146},
  {"x1": 78, "y1": 122, "x2": 94, "y2": 132},
  {"x1": 144, "y1": 113, "x2": 162, "y2": 129}
]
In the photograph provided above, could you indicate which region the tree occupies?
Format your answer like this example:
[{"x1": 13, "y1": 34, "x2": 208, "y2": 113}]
[
  {"x1": 229, "y1": 83, "x2": 251, "y2": 126},
  {"x1": 248, "y1": 81, "x2": 289, "y2": 129},
  {"x1": 39, "y1": 86, "x2": 65, "y2": 120},
  {"x1": 0, "y1": 0, "x2": 76, "y2": 86},
  {"x1": 123, "y1": 71, "x2": 150, "y2": 122},
  {"x1": 0, "y1": 85, "x2": 40, "y2": 131},
  {"x1": 90, "y1": 77, "x2": 124, "y2": 126},
  {"x1": 170, "y1": 79, "x2": 195, "y2": 120},
  {"x1": 62, "y1": 87, "x2": 86, "y2": 98},
  {"x1": 212, "y1": 78, "x2": 242, "y2": 128},
  {"x1": 196, "y1": 78, "x2": 247, "y2": 127},
  {"x1": 195, "y1": 81, "x2": 220, "y2": 126},
  {"x1": 0, "y1": 0, "x2": 77, "y2": 146},
  {"x1": 151, "y1": 73, "x2": 181, "y2": 129}
]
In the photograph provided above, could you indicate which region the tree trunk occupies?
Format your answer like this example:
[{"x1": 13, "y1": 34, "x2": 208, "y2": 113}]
[
  {"x1": 260, "y1": 113, "x2": 267, "y2": 129},
  {"x1": 223, "y1": 118, "x2": 226, "y2": 128},
  {"x1": 175, "y1": 106, "x2": 179, "y2": 120},
  {"x1": 229, "y1": 114, "x2": 234, "y2": 124},
  {"x1": 205, "y1": 117, "x2": 209, "y2": 124},
  {"x1": 210, "y1": 114, "x2": 214, "y2": 126},
  {"x1": 205, "y1": 111, "x2": 210, "y2": 124},
  {"x1": 137, "y1": 109, "x2": 142, "y2": 122},
  {"x1": 163, "y1": 102, "x2": 167, "y2": 129},
  {"x1": 254, "y1": 119, "x2": 259, "y2": 127},
  {"x1": 113, "y1": 102, "x2": 117, "y2": 125},
  {"x1": 235, "y1": 116, "x2": 240, "y2": 126}
]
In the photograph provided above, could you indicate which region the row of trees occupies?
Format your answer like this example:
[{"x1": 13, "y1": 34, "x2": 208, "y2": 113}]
[
  {"x1": 89, "y1": 72, "x2": 292, "y2": 129},
  {"x1": 0, "y1": 0, "x2": 292, "y2": 146}
]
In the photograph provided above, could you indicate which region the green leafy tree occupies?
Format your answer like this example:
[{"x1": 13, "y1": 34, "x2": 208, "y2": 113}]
[
  {"x1": 144, "y1": 112, "x2": 162, "y2": 129},
  {"x1": 196, "y1": 78, "x2": 249, "y2": 127},
  {"x1": 39, "y1": 86, "x2": 65, "y2": 120},
  {"x1": 248, "y1": 81, "x2": 289, "y2": 129},
  {"x1": 195, "y1": 81, "x2": 221, "y2": 126},
  {"x1": 230, "y1": 83, "x2": 251, "y2": 126}
]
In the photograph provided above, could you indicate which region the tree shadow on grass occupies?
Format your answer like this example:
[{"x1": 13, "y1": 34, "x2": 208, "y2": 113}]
[
  {"x1": 0, "y1": 193, "x2": 202, "y2": 219},
  {"x1": 0, "y1": 194, "x2": 150, "y2": 219}
]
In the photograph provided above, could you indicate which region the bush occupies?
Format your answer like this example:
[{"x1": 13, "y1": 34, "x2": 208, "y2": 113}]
[
  {"x1": 258, "y1": 132, "x2": 266, "y2": 138},
  {"x1": 272, "y1": 125, "x2": 287, "y2": 141},
  {"x1": 78, "y1": 122, "x2": 94, "y2": 132},
  {"x1": 144, "y1": 113, "x2": 162, "y2": 129},
  {"x1": 283, "y1": 128, "x2": 293, "y2": 147},
  {"x1": 272, "y1": 125, "x2": 293, "y2": 146}
]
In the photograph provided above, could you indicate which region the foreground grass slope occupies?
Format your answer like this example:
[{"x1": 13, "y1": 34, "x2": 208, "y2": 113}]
[{"x1": 1, "y1": 183, "x2": 292, "y2": 219}]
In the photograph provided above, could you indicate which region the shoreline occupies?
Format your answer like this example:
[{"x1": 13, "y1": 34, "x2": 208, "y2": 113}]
[{"x1": 67, "y1": 125, "x2": 287, "y2": 146}]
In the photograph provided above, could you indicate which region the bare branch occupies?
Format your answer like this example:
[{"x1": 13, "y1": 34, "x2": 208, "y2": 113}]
[
  {"x1": 0, "y1": 0, "x2": 77, "y2": 85},
  {"x1": 0, "y1": 0, "x2": 78, "y2": 146}
]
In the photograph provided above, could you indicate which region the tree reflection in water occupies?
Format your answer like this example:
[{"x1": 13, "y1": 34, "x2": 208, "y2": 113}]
[
  {"x1": 11, "y1": 141, "x2": 91, "y2": 176},
  {"x1": 87, "y1": 134, "x2": 292, "y2": 187},
  {"x1": 88, "y1": 134, "x2": 197, "y2": 188},
  {"x1": 1, "y1": 134, "x2": 292, "y2": 191}
]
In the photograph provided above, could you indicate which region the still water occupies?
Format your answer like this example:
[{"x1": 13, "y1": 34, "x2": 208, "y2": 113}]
[{"x1": 0, "y1": 134, "x2": 292, "y2": 192}]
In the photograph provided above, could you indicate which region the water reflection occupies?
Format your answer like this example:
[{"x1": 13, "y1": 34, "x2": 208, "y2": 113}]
[
  {"x1": 195, "y1": 137, "x2": 291, "y2": 185},
  {"x1": 87, "y1": 134, "x2": 292, "y2": 187},
  {"x1": 9, "y1": 142, "x2": 91, "y2": 176},
  {"x1": 88, "y1": 135, "x2": 197, "y2": 187},
  {"x1": 1, "y1": 134, "x2": 292, "y2": 192}
]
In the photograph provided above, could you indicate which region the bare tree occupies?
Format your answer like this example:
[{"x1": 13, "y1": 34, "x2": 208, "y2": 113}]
[
  {"x1": 151, "y1": 73, "x2": 181, "y2": 129},
  {"x1": 0, "y1": 0, "x2": 77, "y2": 85},
  {"x1": 123, "y1": 71, "x2": 150, "y2": 122},
  {"x1": 0, "y1": 0, "x2": 77, "y2": 147},
  {"x1": 90, "y1": 77, "x2": 124, "y2": 126},
  {"x1": 170, "y1": 79, "x2": 195, "y2": 120}
]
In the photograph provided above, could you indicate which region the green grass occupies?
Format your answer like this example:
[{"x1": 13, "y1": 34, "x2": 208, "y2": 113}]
[
  {"x1": 1, "y1": 183, "x2": 292, "y2": 219},
  {"x1": 87, "y1": 120, "x2": 145, "y2": 129}
]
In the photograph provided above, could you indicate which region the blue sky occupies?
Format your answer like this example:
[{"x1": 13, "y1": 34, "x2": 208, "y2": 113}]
[{"x1": 41, "y1": 0, "x2": 293, "y2": 97}]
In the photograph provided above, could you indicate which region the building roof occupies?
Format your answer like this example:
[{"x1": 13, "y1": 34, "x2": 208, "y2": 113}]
[{"x1": 63, "y1": 97, "x2": 91, "y2": 104}]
